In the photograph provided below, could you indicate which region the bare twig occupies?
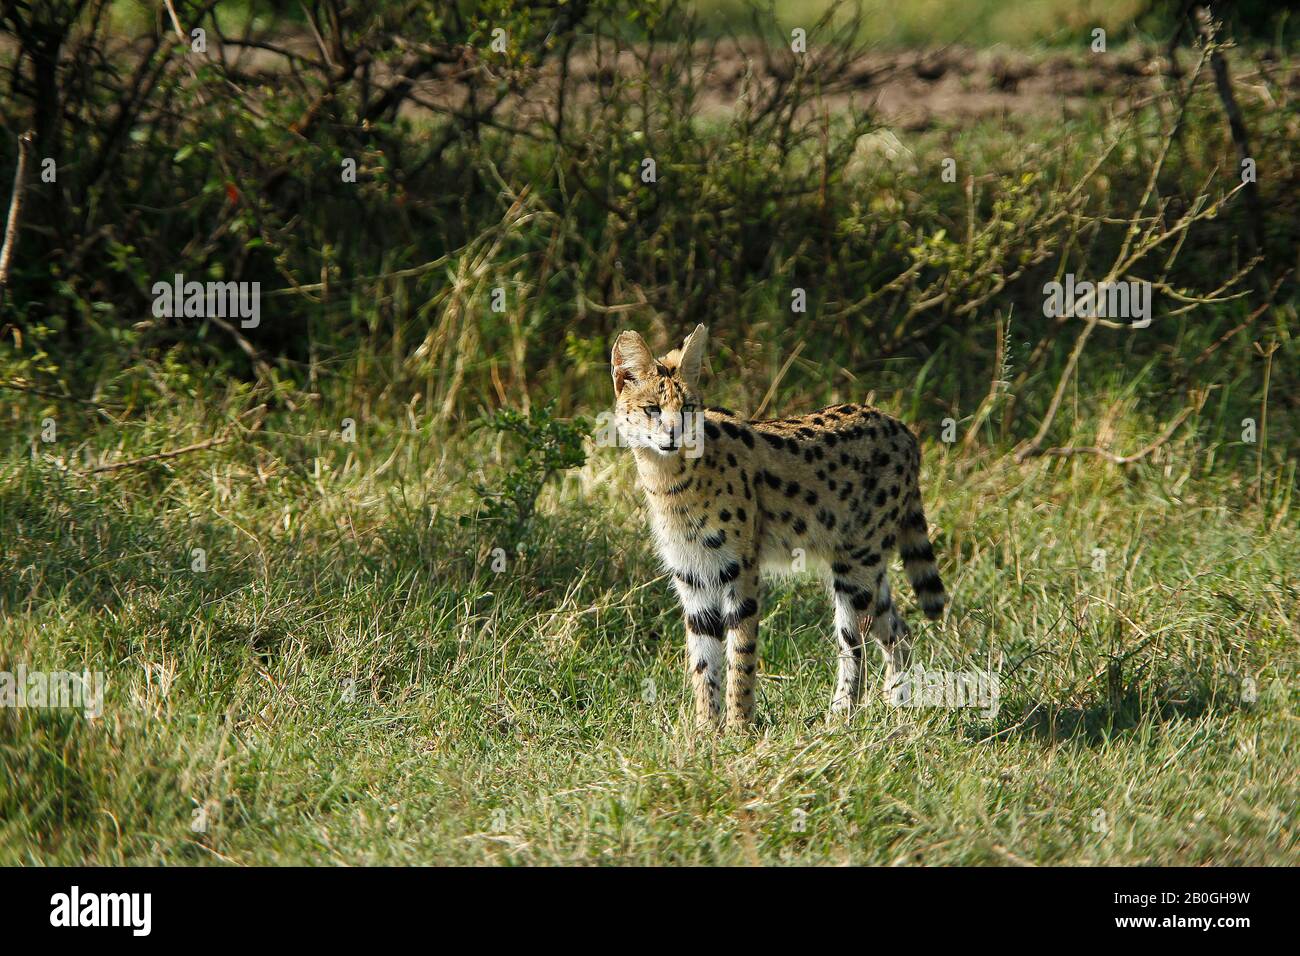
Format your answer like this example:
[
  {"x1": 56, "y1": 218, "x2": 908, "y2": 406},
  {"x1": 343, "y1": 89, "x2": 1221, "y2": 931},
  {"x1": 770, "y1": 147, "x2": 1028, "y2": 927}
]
[
  {"x1": 1027, "y1": 393, "x2": 1205, "y2": 466},
  {"x1": 0, "y1": 129, "x2": 35, "y2": 309},
  {"x1": 0, "y1": 379, "x2": 124, "y2": 410},
  {"x1": 1014, "y1": 46, "x2": 1212, "y2": 464},
  {"x1": 753, "y1": 341, "x2": 806, "y2": 419},
  {"x1": 78, "y1": 404, "x2": 266, "y2": 475},
  {"x1": 1195, "y1": 6, "x2": 1263, "y2": 252},
  {"x1": 82, "y1": 434, "x2": 234, "y2": 474}
]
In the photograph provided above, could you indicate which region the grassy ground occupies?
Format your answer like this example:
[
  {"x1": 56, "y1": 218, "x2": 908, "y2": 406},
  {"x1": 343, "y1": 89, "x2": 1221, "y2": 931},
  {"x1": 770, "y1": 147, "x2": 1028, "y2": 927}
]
[{"x1": 1, "y1": 364, "x2": 1295, "y2": 865}]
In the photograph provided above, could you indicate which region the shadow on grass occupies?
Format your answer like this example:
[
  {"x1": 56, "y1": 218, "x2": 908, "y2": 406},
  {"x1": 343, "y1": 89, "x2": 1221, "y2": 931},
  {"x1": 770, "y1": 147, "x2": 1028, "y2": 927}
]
[{"x1": 973, "y1": 667, "x2": 1249, "y2": 747}]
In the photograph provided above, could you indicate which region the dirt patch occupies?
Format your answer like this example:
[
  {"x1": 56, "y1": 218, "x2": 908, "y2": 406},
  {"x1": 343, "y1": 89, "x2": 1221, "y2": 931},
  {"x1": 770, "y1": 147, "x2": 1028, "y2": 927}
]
[{"x1": 404, "y1": 40, "x2": 1294, "y2": 131}]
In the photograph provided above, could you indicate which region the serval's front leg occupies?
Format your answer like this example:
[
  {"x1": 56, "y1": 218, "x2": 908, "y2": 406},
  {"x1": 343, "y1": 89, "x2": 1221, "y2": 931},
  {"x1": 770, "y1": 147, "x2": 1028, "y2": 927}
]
[
  {"x1": 724, "y1": 564, "x2": 761, "y2": 731},
  {"x1": 677, "y1": 577, "x2": 725, "y2": 730}
]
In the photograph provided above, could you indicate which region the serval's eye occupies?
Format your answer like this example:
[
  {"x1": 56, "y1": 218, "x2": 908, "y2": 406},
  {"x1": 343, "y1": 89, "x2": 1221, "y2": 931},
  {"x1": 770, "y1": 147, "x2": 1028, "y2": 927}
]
[
  {"x1": 644, "y1": 404, "x2": 660, "y2": 417},
  {"x1": 681, "y1": 403, "x2": 696, "y2": 415}
]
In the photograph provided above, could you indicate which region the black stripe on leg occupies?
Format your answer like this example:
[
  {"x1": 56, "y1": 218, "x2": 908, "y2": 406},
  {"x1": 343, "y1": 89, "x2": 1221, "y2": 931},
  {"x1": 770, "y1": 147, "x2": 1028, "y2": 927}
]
[
  {"x1": 725, "y1": 598, "x2": 758, "y2": 629},
  {"x1": 687, "y1": 608, "x2": 725, "y2": 639}
]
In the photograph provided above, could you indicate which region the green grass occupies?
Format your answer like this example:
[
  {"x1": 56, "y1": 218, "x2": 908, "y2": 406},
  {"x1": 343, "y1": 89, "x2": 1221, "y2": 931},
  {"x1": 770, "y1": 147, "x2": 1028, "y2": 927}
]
[{"x1": 1, "y1": 372, "x2": 1294, "y2": 865}]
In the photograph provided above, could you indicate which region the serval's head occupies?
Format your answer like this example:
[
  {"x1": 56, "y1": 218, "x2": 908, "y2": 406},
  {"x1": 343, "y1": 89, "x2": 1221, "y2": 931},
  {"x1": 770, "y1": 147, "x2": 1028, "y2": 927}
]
[{"x1": 611, "y1": 324, "x2": 708, "y2": 457}]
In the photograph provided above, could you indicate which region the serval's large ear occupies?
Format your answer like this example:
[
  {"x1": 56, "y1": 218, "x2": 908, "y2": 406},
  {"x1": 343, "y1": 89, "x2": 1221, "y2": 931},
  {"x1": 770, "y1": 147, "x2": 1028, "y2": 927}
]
[
  {"x1": 678, "y1": 323, "x2": 708, "y2": 389},
  {"x1": 611, "y1": 330, "x2": 654, "y2": 396}
]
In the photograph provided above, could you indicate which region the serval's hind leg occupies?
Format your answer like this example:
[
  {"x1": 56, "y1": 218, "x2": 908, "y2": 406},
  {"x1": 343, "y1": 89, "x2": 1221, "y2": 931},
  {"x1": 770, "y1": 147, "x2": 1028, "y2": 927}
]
[{"x1": 868, "y1": 574, "x2": 912, "y2": 701}]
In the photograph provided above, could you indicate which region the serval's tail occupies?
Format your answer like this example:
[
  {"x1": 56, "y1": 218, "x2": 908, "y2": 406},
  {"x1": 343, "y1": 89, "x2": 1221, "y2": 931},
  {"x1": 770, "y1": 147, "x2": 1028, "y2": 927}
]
[{"x1": 898, "y1": 490, "x2": 946, "y2": 620}]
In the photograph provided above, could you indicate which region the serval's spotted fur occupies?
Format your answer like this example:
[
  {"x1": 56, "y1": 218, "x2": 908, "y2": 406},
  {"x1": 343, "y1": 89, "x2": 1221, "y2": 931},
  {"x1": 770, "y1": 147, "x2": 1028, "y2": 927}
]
[{"x1": 611, "y1": 324, "x2": 946, "y2": 731}]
